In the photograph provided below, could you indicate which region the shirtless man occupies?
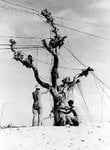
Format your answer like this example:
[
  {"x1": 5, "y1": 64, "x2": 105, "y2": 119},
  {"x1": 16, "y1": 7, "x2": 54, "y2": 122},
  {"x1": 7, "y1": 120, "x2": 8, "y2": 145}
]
[
  {"x1": 59, "y1": 100, "x2": 79, "y2": 126},
  {"x1": 32, "y1": 87, "x2": 43, "y2": 126}
]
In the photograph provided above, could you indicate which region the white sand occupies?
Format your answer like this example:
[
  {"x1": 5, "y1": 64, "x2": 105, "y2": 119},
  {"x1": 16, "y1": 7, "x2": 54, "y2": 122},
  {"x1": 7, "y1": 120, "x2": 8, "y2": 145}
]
[{"x1": 0, "y1": 123, "x2": 110, "y2": 150}]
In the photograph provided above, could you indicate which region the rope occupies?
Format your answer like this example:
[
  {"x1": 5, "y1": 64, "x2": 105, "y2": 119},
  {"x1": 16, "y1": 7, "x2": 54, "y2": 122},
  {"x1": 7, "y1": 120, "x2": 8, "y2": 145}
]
[
  {"x1": 59, "y1": 19, "x2": 82, "y2": 68},
  {"x1": 55, "y1": 23, "x2": 110, "y2": 42},
  {"x1": 101, "y1": 85, "x2": 104, "y2": 122},
  {"x1": 0, "y1": 0, "x2": 40, "y2": 13},
  {"x1": 1, "y1": 0, "x2": 110, "y2": 30},
  {"x1": 36, "y1": 24, "x2": 48, "y2": 67},
  {"x1": 77, "y1": 83, "x2": 92, "y2": 123},
  {"x1": 0, "y1": 35, "x2": 41, "y2": 39},
  {"x1": 1, "y1": 2, "x2": 110, "y2": 43},
  {"x1": 9, "y1": 44, "x2": 81, "y2": 73},
  {"x1": 92, "y1": 72, "x2": 110, "y2": 90},
  {"x1": 60, "y1": 19, "x2": 87, "y2": 70},
  {"x1": 93, "y1": 73, "x2": 105, "y2": 122},
  {"x1": 63, "y1": 45, "x2": 86, "y2": 67},
  {"x1": 93, "y1": 74, "x2": 110, "y2": 102},
  {"x1": 0, "y1": 3, "x2": 37, "y2": 15},
  {"x1": 2, "y1": 2, "x2": 110, "y2": 42},
  {"x1": 54, "y1": 16, "x2": 110, "y2": 29},
  {"x1": 0, "y1": 46, "x2": 43, "y2": 50},
  {"x1": 0, "y1": 44, "x2": 41, "y2": 46},
  {"x1": 58, "y1": 52, "x2": 82, "y2": 71}
]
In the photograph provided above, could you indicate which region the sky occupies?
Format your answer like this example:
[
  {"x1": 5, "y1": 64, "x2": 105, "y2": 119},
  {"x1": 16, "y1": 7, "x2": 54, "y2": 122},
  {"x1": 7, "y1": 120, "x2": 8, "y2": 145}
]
[{"x1": 0, "y1": 0, "x2": 110, "y2": 126}]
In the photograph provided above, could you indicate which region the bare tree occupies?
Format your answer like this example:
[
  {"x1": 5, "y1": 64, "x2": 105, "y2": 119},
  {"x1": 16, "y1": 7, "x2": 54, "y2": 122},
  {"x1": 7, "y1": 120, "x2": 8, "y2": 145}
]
[{"x1": 10, "y1": 9, "x2": 93, "y2": 126}]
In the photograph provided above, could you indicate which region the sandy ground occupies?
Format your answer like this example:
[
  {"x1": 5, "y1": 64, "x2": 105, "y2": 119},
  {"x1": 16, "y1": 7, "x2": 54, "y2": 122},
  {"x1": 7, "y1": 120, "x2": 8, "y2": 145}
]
[{"x1": 0, "y1": 123, "x2": 110, "y2": 150}]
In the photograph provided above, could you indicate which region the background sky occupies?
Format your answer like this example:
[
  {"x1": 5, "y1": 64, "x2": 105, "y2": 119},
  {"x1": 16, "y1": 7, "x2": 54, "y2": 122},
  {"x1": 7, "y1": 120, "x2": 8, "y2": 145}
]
[{"x1": 0, "y1": 0, "x2": 110, "y2": 126}]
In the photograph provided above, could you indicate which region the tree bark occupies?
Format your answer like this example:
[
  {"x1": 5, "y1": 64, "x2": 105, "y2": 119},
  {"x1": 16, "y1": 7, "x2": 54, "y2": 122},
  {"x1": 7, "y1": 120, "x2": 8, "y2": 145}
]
[{"x1": 49, "y1": 88, "x2": 67, "y2": 126}]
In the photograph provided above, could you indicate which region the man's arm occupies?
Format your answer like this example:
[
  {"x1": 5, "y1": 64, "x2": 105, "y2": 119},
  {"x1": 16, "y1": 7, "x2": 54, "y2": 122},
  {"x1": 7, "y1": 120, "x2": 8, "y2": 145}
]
[
  {"x1": 58, "y1": 107, "x2": 71, "y2": 114},
  {"x1": 60, "y1": 107, "x2": 78, "y2": 117},
  {"x1": 72, "y1": 109, "x2": 78, "y2": 117}
]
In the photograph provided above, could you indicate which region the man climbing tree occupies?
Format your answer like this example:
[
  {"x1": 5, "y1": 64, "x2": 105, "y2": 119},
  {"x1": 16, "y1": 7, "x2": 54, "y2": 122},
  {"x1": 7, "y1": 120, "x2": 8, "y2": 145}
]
[
  {"x1": 59, "y1": 100, "x2": 79, "y2": 126},
  {"x1": 10, "y1": 9, "x2": 93, "y2": 126}
]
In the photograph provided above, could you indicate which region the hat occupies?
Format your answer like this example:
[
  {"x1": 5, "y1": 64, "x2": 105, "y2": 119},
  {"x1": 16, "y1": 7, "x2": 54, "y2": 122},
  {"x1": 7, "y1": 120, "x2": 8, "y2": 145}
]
[{"x1": 35, "y1": 85, "x2": 40, "y2": 90}]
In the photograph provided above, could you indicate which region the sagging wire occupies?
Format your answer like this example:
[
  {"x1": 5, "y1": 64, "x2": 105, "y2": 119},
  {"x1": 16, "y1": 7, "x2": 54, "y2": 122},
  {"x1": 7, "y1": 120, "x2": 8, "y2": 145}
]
[
  {"x1": 0, "y1": 46, "x2": 43, "y2": 50},
  {"x1": 54, "y1": 16, "x2": 110, "y2": 29},
  {"x1": 0, "y1": 0, "x2": 40, "y2": 13},
  {"x1": 93, "y1": 73, "x2": 110, "y2": 103},
  {"x1": 63, "y1": 45, "x2": 86, "y2": 67},
  {"x1": 92, "y1": 73, "x2": 105, "y2": 122},
  {"x1": 1, "y1": 2, "x2": 110, "y2": 43},
  {"x1": 55, "y1": 22, "x2": 110, "y2": 42},
  {"x1": 8, "y1": 42, "x2": 81, "y2": 72},
  {"x1": 0, "y1": 3, "x2": 37, "y2": 15},
  {"x1": 92, "y1": 72, "x2": 110, "y2": 122},
  {"x1": 2, "y1": 0, "x2": 110, "y2": 30},
  {"x1": 0, "y1": 43, "x2": 43, "y2": 47},
  {"x1": 93, "y1": 72, "x2": 110, "y2": 91},
  {"x1": 36, "y1": 23, "x2": 48, "y2": 67},
  {"x1": 60, "y1": 18, "x2": 87, "y2": 71},
  {"x1": 77, "y1": 82, "x2": 92, "y2": 123},
  {"x1": 0, "y1": 35, "x2": 42, "y2": 39}
]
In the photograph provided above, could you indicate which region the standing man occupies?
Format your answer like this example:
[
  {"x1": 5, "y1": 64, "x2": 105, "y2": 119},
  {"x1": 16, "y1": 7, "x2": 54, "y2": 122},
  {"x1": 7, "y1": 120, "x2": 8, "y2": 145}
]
[{"x1": 32, "y1": 86, "x2": 43, "y2": 126}]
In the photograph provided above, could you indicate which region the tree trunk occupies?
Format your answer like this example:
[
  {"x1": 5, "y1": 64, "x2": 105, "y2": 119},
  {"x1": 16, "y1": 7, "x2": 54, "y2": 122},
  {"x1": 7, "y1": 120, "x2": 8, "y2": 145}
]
[
  {"x1": 53, "y1": 96, "x2": 68, "y2": 126},
  {"x1": 54, "y1": 104, "x2": 66, "y2": 126}
]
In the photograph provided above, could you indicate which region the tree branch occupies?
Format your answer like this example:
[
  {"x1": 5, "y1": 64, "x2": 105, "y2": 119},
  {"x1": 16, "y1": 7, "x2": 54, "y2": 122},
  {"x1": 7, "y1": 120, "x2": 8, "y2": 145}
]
[
  {"x1": 42, "y1": 39, "x2": 59, "y2": 88},
  {"x1": 32, "y1": 66, "x2": 51, "y2": 89},
  {"x1": 51, "y1": 54, "x2": 59, "y2": 88},
  {"x1": 10, "y1": 39, "x2": 51, "y2": 90},
  {"x1": 60, "y1": 67, "x2": 94, "y2": 92},
  {"x1": 42, "y1": 39, "x2": 55, "y2": 56},
  {"x1": 67, "y1": 77, "x2": 80, "y2": 90}
]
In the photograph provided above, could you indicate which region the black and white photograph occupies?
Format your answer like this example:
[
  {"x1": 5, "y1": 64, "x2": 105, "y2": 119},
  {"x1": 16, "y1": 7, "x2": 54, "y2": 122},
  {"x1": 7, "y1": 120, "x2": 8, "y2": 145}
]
[{"x1": 0, "y1": 0, "x2": 110, "y2": 149}]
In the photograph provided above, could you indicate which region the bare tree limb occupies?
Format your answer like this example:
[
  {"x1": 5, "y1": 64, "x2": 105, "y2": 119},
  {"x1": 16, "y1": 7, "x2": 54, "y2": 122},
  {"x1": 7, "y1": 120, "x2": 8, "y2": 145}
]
[
  {"x1": 10, "y1": 39, "x2": 52, "y2": 90},
  {"x1": 32, "y1": 66, "x2": 51, "y2": 89},
  {"x1": 42, "y1": 39, "x2": 59, "y2": 88},
  {"x1": 42, "y1": 39, "x2": 55, "y2": 56},
  {"x1": 51, "y1": 54, "x2": 59, "y2": 88}
]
